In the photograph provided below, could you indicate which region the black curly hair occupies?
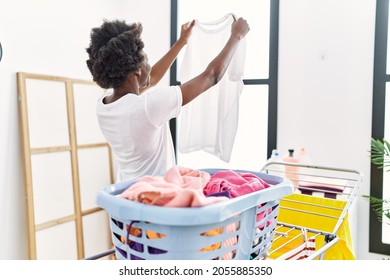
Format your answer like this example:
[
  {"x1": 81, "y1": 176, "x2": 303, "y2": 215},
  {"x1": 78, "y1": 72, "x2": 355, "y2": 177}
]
[{"x1": 86, "y1": 19, "x2": 145, "y2": 89}]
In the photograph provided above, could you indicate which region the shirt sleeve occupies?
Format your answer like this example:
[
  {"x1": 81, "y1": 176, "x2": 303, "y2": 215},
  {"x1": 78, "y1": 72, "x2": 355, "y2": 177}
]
[{"x1": 145, "y1": 86, "x2": 183, "y2": 127}]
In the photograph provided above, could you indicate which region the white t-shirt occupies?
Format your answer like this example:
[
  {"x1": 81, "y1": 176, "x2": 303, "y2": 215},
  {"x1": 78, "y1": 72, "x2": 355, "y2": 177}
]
[
  {"x1": 96, "y1": 86, "x2": 182, "y2": 182},
  {"x1": 178, "y1": 14, "x2": 246, "y2": 162}
]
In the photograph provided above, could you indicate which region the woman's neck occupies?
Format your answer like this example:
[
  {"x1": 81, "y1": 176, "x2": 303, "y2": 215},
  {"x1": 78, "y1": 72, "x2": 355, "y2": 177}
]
[{"x1": 114, "y1": 75, "x2": 140, "y2": 96}]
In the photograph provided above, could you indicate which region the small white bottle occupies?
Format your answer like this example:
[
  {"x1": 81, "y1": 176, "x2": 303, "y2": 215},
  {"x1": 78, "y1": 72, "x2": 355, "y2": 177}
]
[{"x1": 265, "y1": 149, "x2": 285, "y2": 177}]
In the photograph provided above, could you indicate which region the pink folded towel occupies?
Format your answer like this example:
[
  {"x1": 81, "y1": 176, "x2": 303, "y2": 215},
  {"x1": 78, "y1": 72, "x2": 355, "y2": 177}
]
[{"x1": 120, "y1": 165, "x2": 228, "y2": 207}]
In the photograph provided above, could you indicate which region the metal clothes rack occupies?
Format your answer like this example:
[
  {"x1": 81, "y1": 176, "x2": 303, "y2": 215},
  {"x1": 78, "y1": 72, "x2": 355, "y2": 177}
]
[{"x1": 260, "y1": 162, "x2": 363, "y2": 260}]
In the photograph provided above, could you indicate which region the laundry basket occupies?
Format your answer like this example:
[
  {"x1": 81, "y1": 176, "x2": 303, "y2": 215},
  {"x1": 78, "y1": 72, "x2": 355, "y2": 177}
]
[{"x1": 96, "y1": 168, "x2": 293, "y2": 260}]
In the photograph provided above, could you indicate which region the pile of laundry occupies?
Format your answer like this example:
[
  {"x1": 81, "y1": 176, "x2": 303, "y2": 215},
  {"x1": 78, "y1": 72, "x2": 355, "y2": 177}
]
[
  {"x1": 118, "y1": 165, "x2": 272, "y2": 260},
  {"x1": 119, "y1": 165, "x2": 271, "y2": 207}
]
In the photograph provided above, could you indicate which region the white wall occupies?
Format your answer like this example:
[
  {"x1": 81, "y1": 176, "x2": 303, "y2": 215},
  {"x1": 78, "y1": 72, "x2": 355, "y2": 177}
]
[
  {"x1": 278, "y1": 0, "x2": 387, "y2": 259},
  {"x1": 0, "y1": 0, "x2": 170, "y2": 259},
  {"x1": 0, "y1": 0, "x2": 387, "y2": 260}
]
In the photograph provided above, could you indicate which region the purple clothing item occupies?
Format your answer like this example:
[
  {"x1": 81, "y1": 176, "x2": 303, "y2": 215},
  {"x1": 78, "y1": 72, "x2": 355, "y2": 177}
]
[
  {"x1": 125, "y1": 221, "x2": 167, "y2": 260},
  {"x1": 298, "y1": 185, "x2": 343, "y2": 199},
  {"x1": 128, "y1": 241, "x2": 166, "y2": 259},
  {"x1": 205, "y1": 190, "x2": 231, "y2": 199}
]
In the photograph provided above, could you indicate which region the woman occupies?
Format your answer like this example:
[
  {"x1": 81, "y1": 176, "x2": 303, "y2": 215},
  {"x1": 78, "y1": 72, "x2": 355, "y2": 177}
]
[{"x1": 86, "y1": 17, "x2": 249, "y2": 182}]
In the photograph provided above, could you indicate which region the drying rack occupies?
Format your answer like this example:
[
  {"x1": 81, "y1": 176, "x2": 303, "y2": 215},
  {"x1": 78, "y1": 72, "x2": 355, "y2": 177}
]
[{"x1": 259, "y1": 162, "x2": 363, "y2": 260}]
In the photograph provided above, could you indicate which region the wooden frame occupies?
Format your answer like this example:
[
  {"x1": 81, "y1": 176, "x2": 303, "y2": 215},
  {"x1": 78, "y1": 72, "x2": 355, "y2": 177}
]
[{"x1": 17, "y1": 72, "x2": 114, "y2": 259}]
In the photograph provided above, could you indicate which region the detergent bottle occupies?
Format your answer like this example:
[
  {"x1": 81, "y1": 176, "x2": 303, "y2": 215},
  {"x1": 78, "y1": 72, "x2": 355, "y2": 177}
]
[{"x1": 264, "y1": 149, "x2": 284, "y2": 177}]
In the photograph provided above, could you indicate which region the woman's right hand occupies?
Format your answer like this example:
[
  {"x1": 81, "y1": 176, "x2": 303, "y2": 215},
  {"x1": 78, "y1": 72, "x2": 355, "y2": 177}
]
[
  {"x1": 178, "y1": 20, "x2": 196, "y2": 45},
  {"x1": 231, "y1": 17, "x2": 250, "y2": 40}
]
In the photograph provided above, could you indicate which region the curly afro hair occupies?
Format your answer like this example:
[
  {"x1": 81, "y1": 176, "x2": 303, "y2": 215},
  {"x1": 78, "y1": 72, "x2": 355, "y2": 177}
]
[{"x1": 86, "y1": 19, "x2": 145, "y2": 89}]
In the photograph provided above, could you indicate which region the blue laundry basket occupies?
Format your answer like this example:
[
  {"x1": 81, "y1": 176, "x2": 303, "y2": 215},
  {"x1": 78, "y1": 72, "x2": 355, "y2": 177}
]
[{"x1": 96, "y1": 168, "x2": 293, "y2": 260}]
